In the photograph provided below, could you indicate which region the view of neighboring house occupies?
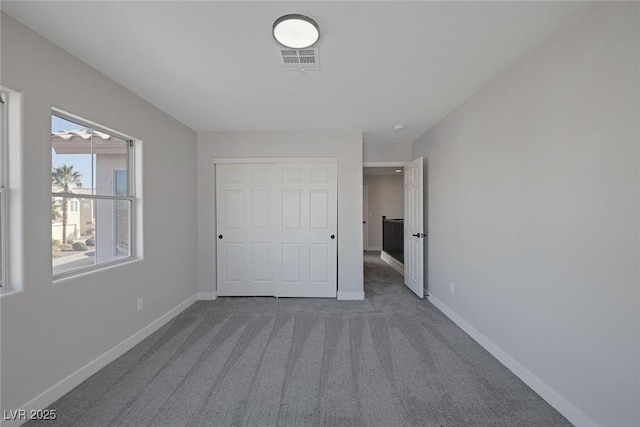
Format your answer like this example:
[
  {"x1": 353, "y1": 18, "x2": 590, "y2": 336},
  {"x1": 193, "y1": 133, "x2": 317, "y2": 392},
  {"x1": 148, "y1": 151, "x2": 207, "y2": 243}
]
[
  {"x1": 51, "y1": 129, "x2": 129, "y2": 269},
  {"x1": 52, "y1": 186, "x2": 94, "y2": 242}
]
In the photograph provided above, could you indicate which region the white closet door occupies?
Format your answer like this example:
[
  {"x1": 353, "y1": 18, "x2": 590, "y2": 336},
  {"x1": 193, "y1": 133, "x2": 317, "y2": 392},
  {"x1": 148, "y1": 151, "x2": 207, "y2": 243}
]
[
  {"x1": 274, "y1": 163, "x2": 337, "y2": 298},
  {"x1": 216, "y1": 164, "x2": 276, "y2": 296}
]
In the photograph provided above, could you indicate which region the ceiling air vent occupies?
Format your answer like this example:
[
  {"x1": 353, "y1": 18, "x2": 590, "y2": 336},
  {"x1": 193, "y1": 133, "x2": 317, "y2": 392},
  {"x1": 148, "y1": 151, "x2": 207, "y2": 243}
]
[{"x1": 280, "y1": 48, "x2": 320, "y2": 71}]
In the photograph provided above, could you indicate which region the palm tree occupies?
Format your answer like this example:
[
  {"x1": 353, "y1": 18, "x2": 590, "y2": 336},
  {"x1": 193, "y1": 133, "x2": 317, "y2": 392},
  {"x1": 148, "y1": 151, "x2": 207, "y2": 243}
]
[
  {"x1": 52, "y1": 165, "x2": 82, "y2": 243},
  {"x1": 51, "y1": 199, "x2": 61, "y2": 221}
]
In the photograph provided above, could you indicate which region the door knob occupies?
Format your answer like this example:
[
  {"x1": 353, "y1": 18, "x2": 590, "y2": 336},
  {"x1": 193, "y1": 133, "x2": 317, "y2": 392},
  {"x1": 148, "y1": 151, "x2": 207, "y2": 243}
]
[
  {"x1": 218, "y1": 235, "x2": 223, "y2": 239},
  {"x1": 330, "y1": 235, "x2": 335, "y2": 239}
]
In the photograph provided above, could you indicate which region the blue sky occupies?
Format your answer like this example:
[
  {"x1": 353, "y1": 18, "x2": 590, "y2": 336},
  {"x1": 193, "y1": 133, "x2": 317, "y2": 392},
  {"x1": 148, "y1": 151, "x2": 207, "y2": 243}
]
[{"x1": 51, "y1": 115, "x2": 94, "y2": 188}]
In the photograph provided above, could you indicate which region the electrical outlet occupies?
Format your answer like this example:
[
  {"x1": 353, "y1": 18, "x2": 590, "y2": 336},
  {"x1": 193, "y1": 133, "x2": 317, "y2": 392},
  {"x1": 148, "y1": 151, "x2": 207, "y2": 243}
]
[
  {"x1": 449, "y1": 282, "x2": 455, "y2": 294},
  {"x1": 137, "y1": 297, "x2": 143, "y2": 311}
]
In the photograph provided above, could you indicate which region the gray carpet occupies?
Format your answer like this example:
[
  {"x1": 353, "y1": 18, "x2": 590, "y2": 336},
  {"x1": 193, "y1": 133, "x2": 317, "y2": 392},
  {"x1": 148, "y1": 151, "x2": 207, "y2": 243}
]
[{"x1": 28, "y1": 252, "x2": 571, "y2": 426}]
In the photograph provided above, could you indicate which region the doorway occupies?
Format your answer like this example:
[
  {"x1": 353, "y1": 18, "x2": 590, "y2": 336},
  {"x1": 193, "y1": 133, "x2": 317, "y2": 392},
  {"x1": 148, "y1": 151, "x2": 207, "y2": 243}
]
[
  {"x1": 362, "y1": 166, "x2": 404, "y2": 253},
  {"x1": 363, "y1": 158, "x2": 426, "y2": 299}
]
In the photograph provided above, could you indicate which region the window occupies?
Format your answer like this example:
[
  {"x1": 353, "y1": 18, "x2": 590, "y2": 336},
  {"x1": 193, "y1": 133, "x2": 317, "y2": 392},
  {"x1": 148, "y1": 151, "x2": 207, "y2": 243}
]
[
  {"x1": 51, "y1": 111, "x2": 136, "y2": 278},
  {"x1": 0, "y1": 93, "x2": 6, "y2": 289}
]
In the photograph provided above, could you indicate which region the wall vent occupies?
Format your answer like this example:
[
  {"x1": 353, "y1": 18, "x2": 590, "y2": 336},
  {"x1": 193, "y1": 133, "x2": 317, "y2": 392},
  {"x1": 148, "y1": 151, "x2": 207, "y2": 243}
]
[{"x1": 280, "y1": 48, "x2": 320, "y2": 71}]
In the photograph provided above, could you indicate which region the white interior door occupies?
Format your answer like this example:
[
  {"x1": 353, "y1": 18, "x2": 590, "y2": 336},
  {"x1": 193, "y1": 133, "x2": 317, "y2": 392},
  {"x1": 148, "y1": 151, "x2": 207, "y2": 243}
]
[
  {"x1": 404, "y1": 157, "x2": 424, "y2": 298},
  {"x1": 216, "y1": 164, "x2": 276, "y2": 296},
  {"x1": 274, "y1": 163, "x2": 337, "y2": 298},
  {"x1": 363, "y1": 185, "x2": 368, "y2": 251}
]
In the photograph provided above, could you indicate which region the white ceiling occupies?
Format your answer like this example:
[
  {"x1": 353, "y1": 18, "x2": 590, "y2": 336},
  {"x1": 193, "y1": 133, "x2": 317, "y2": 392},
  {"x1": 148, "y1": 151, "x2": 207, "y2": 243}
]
[{"x1": 1, "y1": 1, "x2": 591, "y2": 144}]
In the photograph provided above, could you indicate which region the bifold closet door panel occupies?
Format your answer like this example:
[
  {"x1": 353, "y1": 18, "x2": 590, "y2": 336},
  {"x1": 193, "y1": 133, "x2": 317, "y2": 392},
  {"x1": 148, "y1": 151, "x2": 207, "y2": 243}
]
[
  {"x1": 216, "y1": 164, "x2": 276, "y2": 296},
  {"x1": 274, "y1": 164, "x2": 338, "y2": 298}
]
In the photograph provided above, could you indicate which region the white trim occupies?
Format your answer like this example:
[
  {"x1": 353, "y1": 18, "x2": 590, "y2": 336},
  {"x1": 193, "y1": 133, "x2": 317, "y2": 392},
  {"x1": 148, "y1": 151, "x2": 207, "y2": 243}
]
[
  {"x1": 1, "y1": 91, "x2": 24, "y2": 295},
  {"x1": 6, "y1": 295, "x2": 197, "y2": 427},
  {"x1": 197, "y1": 291, "x2": 218, "y2": 300},
  {"x1": 337, "y1": 291, "x2": 365, "y2": 300},
  {"x1": 428, "y1": 294, "x2": 599, "y2": 427},
  {"x1": 363, "y1": 161, "x2": 406, "y2": 167},
  {"x1": 214, "y1": 157, "x2": 337, "y2": 164},
  {"x1": 0, "y1": 93, "x2": 6, "y2": 291},
  {"x1": 365, "y1": 246, "x2": 382, "y2": 251},
  {"x1": 380, "y1": 250, "x2": 404, "y2": 276}
]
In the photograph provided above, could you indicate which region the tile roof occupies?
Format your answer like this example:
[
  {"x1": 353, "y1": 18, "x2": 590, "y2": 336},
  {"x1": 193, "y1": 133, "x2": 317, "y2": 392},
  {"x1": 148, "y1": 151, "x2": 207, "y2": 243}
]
[{"x1": 51, "y1": 129, "x2": 113, "y2": 141}]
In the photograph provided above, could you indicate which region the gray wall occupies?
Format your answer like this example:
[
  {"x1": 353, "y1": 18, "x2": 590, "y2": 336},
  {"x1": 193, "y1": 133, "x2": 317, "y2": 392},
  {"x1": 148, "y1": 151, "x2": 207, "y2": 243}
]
[
  {"x1": 363, "y1": 175, "x2": 404, "y2": 250},
  {"x1": 412, "y1": 3, "x2": 639, "y2": 426},
  {"x1": 363, "y1": 142, "x2": 412, "y2": 163},
  {"x1": 0, "y1": 13, "x2": 198, "y2": 412},
  {"x1": 197, "y1": 131, "x2": 364, "y2": 299}
]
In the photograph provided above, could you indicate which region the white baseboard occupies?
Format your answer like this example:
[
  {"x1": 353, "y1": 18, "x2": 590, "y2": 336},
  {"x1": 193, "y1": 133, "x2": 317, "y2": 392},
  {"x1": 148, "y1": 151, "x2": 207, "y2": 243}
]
[
  {"x1": 365, "y1": 246, "x2": 382, "y2": 252},
  {"x1": 197, "y1": 292, "x2": 218, "y2": 300},
  {"x1": 428, "y1": 294, "x2": 598, "y2": 427},
  {"x1": 380, "y1": 251, "x2": 404, "y2": 276},
  {"x1": 3, "y1": 294, "x2": 197, "y2": 427},
  {"x1": 337, "y1": 291, "x2": 365, "y2": 300}
]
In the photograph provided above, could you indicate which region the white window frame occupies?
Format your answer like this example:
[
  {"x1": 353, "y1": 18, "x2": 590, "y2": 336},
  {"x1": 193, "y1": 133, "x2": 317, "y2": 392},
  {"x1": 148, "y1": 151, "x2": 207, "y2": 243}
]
[
  {"x1": 112, "y1": 168, "x2": 128, "y2": 257},
  {"x1": 52, "y1": 109, "x2": 137, "y2": 280},
  {"x1": 0, "y1": 92, "x2": 7, "y2": 290}
]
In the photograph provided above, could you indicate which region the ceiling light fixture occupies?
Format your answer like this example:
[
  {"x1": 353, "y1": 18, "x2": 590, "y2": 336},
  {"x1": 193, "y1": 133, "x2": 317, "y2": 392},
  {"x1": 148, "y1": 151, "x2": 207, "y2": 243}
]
[
  {"x1": 393, "y1": 124, "x2": 405, "y2": 131},
  {"x1": 395, "y1": 169, "x2": 402, "y2": 173},
  {"x1": 273, "y1": 14, "x2": 320, "y2": 49}
]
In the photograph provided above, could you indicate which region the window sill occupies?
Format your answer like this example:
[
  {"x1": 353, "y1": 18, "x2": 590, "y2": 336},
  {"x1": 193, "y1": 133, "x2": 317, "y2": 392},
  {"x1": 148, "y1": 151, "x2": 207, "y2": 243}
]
[
  {"x1": 53, "y1": 257, "x2": 141, "y2": 285},
  {"x1": 0, "y1": 287, "x2": 23, "y2": 298}
]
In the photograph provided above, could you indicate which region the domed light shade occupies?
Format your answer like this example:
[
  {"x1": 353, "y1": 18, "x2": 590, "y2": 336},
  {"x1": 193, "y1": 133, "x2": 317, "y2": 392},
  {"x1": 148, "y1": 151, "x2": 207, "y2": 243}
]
[{"x1": 272, "y1": 14, "x2": 320, "y2": 49}]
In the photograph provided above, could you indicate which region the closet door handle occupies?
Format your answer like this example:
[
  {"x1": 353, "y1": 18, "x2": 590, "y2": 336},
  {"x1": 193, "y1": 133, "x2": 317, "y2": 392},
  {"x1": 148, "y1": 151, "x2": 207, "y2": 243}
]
[
  {"x1": 330, "y1": 235, "x2": 335, "y2": 239},
  {"x1": 218, "y1": 235, "x2": 223, "y2": 239}
]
